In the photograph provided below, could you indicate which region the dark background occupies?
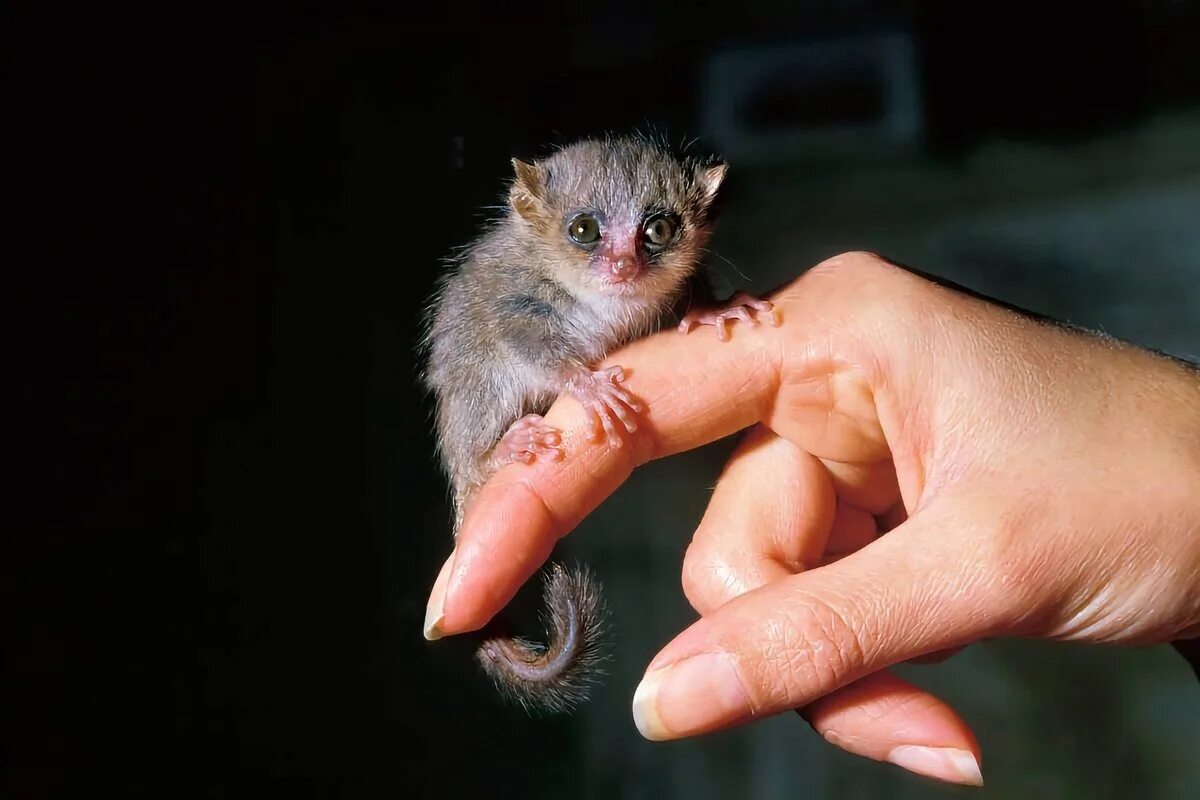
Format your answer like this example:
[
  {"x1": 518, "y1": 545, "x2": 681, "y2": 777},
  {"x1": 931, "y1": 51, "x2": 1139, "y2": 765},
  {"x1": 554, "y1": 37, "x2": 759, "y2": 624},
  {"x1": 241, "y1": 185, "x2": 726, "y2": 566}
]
[{"x1": 9, "y1": 1, "x2": 1200, "y2": 797}]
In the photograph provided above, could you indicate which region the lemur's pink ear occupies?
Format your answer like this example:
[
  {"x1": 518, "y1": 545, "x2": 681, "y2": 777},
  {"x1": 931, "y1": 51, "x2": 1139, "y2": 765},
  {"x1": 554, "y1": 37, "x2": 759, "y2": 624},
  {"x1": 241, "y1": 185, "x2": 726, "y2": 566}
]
[
  {"x1": 694, "y1": 162, "x2": 728, "y2": 205},
  {"x1": 509, "y1": 159, "x2": 545, "y2": 220}
]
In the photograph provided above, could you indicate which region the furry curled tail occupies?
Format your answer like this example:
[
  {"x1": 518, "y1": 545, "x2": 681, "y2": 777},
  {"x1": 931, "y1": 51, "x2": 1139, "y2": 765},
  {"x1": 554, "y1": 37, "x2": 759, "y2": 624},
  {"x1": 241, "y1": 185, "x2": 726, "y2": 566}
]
[{"x1": 475, "y1": 563, "x2": 608, "y2": 713}]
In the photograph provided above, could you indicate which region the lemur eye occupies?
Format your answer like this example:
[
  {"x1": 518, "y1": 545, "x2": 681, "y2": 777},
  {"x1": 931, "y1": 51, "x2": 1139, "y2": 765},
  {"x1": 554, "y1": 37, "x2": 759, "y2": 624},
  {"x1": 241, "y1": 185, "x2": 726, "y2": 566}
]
[
  {"x1": 567, "y1": 214, "x2": 601, "y2": 245},
  {"x1": 642, "y1": 215, "x2": 676, "y2": 249}
]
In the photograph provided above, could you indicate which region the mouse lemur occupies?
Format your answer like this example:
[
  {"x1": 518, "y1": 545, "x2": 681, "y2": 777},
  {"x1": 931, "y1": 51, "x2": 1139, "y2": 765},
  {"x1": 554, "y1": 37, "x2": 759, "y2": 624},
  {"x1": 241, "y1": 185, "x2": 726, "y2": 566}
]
[{"x1": 421, "y1": 134, "x2": 776, "y2": 712}]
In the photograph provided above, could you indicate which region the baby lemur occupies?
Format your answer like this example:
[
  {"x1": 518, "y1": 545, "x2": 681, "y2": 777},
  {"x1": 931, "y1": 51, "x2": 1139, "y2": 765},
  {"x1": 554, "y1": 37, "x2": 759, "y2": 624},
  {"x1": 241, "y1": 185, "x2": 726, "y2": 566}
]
[{"x1": 422, "y1": 134, "x2": 775, "y2": 713}]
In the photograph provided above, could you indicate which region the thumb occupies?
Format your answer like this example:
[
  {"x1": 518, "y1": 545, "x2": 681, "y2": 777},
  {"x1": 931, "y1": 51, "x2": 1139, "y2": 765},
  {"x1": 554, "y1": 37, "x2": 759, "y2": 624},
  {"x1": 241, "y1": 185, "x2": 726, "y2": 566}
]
[{"x1": 633, "y1": 504, "x2": 1006, "y2": 741}]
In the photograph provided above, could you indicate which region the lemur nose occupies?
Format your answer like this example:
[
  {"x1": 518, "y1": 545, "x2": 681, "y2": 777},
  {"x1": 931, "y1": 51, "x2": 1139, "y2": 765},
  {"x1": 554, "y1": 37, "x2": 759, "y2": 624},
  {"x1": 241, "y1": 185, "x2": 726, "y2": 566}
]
[{"x1": 611, "y1": 256, "x2": 643, "y2": 282}]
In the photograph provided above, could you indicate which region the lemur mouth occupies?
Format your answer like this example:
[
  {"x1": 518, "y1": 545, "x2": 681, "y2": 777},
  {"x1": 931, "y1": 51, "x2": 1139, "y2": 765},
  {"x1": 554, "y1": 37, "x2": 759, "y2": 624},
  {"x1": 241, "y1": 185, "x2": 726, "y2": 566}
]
[{"x1": 598, "y1": 282, "x2": 643, "y2": 299}]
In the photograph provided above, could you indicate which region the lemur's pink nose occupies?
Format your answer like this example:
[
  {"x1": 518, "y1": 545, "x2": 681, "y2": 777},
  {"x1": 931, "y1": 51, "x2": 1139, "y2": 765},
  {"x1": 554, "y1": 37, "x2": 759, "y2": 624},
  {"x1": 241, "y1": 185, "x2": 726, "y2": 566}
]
[{"x1": 611, "y1": 256, "x2": 637, "y2": 279}]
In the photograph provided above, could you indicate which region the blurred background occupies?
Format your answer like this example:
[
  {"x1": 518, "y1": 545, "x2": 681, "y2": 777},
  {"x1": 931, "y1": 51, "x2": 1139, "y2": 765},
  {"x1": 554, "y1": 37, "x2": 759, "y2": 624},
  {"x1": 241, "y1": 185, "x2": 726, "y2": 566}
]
[{"x1": 11, "y1": 1, "x2": 1200, "y2": 797}]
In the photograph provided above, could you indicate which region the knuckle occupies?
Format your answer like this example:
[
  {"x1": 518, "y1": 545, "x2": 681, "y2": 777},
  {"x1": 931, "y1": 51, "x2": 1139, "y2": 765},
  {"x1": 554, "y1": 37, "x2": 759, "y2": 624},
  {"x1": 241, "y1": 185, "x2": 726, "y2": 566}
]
[
  {"x1": 807, "y1": 251, "x2": 892, "y2": 282},
  {"x1": 680, "y1": 538, "x2": 720, "y2": 613},
  {"x1": 739, "y1": 590, "x2": 871, "y2": 710},
  {"x1": 778, "y1": 251, "x2": 921, "y2": 323}
]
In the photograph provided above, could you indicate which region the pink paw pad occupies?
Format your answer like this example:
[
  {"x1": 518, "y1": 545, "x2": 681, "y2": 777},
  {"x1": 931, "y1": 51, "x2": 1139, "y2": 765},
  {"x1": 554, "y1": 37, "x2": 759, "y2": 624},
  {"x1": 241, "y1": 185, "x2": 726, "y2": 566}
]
[
  {"x1": 493, "y1": 414, "x2": 564, "y2": 466},
  {"x1": 568, "y1": 365, "x2": 642, "y2": 447},
  {"x1": 678, "y1": 293, "x2": 779, "y2": 341}
]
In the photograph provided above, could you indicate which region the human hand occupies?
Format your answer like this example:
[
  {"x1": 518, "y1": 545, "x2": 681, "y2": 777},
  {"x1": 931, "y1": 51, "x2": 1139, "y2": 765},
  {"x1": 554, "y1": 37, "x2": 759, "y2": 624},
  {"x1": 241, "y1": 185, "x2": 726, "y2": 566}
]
[{"x1": 424, "y1": 252, "x2": 1200, "y2": 786}]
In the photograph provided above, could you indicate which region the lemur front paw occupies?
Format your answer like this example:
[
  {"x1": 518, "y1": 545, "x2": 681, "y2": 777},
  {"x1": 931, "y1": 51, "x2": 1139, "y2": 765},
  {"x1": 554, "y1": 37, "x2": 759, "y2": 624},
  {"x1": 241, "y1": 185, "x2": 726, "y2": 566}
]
[
  {"x1": 567, "y1": 366, "x2": 642, "y2": 446},
  {"x1": 678, "y1": 293, "x2": 779, "y2": 341}
]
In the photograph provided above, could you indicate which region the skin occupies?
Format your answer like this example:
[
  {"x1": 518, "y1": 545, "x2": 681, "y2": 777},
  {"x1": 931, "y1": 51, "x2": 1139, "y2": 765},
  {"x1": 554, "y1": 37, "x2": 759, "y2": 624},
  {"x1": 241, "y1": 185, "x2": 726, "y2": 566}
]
[{"x1": 424, "y1": 251, "x2": 1200, "y2": 786}]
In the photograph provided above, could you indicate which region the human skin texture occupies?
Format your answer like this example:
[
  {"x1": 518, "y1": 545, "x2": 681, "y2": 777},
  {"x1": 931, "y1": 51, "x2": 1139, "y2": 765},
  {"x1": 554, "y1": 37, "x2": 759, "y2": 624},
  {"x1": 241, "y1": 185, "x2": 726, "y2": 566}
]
[{"x1": 424, "y1": 251, "x2": 1200, "y2": 786}]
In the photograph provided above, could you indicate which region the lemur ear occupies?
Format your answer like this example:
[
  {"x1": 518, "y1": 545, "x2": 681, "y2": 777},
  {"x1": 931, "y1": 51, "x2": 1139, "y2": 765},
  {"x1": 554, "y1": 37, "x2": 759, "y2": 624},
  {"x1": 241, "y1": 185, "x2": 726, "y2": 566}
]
[
  {"x1": 694, "y1": 162, "x2": 728, "y2": 205},
  {"x1": 509, "y1": 158, "x2": 545, "y2": 219}
]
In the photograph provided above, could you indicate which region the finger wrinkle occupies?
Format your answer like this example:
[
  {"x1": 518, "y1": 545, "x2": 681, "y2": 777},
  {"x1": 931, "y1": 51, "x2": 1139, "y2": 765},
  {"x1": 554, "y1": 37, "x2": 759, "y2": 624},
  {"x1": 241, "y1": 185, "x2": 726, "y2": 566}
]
[
  {"x1": 749, "y1": 347, "x2": 786, "y2": 433},
  {"x1": 788, "y1": 587, "x2": 873, "y2": 702},
  {"x1": 512, "y1": 474, "x2": 569, "y2": 541}
]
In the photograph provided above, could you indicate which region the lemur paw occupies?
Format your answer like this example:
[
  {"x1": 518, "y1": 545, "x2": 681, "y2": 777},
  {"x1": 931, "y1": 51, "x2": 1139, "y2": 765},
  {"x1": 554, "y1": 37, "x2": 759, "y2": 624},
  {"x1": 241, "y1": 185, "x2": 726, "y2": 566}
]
[
  {"x1": 493, "y1": 414, "x2": 565, "y2": 466},
  {"x1": 568, "y1": 366, "x2": 642, "y2": 447},
  {"x1": 678, "y1": 293, "x2": 779, "y2": 341}
]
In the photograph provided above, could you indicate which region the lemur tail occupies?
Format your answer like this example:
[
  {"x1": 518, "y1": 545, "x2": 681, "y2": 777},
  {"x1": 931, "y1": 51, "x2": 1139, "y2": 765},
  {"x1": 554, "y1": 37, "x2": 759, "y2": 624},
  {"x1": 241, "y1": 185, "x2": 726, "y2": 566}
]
[{"x1": 475, "y1": 563, "x2": 608, "y2": 713}]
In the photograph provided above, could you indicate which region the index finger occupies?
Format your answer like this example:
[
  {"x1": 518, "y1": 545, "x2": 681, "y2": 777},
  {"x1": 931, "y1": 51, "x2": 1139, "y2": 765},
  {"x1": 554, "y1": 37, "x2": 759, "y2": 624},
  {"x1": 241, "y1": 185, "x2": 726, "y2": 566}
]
[{"x1": 439, "y1": 310, "x2": 785, "y2": 635}]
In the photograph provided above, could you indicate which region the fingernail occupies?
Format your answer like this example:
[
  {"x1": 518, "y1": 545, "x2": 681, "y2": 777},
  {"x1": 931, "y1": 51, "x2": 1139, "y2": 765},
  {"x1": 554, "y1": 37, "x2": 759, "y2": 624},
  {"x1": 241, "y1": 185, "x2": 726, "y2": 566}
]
[
  {"x1": 887, "y1": 746, "x2": 984, "y2": 787},
  {"x1": 423, "y1": 548, "x2": 456, "y2": 641},
  {"x1": 632, "y1": 652, "x2": 750, "y2": 741}
]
